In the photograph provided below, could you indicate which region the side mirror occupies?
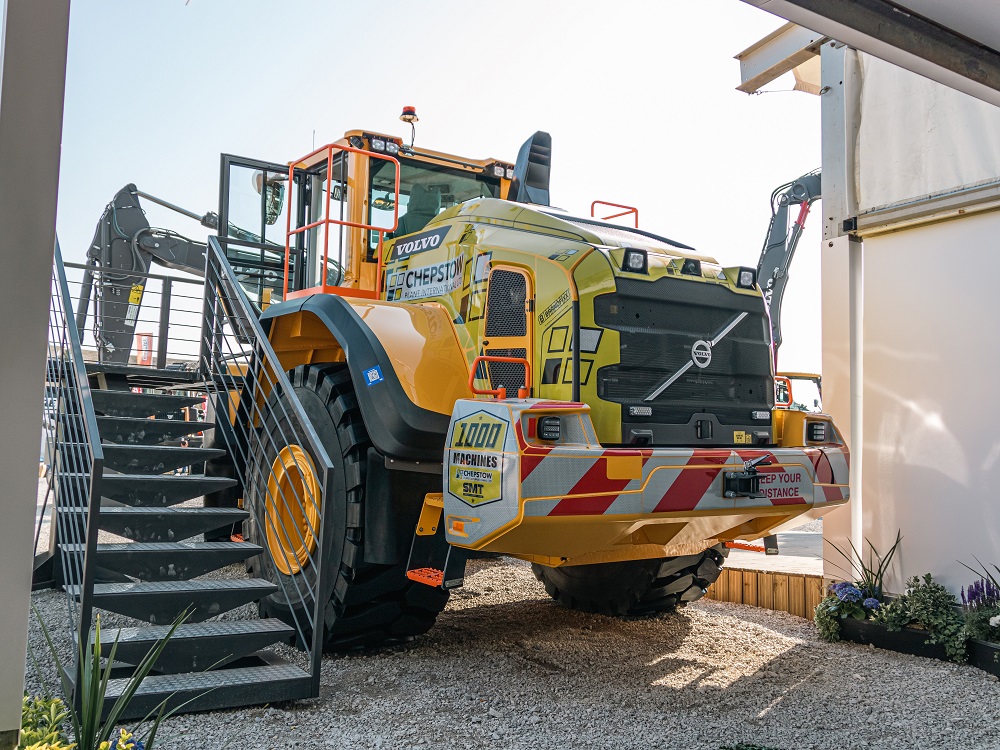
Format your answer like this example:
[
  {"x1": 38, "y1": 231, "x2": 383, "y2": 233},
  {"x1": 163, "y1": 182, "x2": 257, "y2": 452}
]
[{"x1": 252, "y1": 171, "x2": 287, "y2": 226}]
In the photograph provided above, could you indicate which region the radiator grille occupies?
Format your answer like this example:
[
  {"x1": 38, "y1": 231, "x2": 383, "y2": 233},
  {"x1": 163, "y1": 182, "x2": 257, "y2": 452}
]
[{"x1": 594, "y1": 278, "x2": 772, "y2": 426}]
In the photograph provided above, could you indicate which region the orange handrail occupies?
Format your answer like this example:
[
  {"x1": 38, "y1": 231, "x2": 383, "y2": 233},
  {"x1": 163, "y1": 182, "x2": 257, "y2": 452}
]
[
  {"x1": 469, "y1": 355, "x2": 531, "y2": 400},
  {"x1": 283, "y1": 143, "x2": 401, "y2": 300},
  {"x1": 591, "y1": 200, "x2": 639, "y2": 229}
]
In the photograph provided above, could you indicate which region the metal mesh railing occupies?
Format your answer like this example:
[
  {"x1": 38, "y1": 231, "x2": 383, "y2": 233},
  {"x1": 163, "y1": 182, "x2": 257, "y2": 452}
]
[
  {"x1": 200, "y1": 236, "x2": 334, "y2": 690},
  {"x1": 39, "y1": 241, "x2": 104, "y2": 699}
]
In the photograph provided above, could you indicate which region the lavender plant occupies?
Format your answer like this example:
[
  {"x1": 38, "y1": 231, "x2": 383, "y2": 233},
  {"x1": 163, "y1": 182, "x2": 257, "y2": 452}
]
[{"x1": 960, "y1": 559, "x2": 1000, "y2": 642}]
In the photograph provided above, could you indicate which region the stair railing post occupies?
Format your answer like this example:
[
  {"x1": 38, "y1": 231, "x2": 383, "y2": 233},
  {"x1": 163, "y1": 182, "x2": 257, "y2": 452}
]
[{"x1": 157, "y1": 278, "x2": 172, "y2": 369}]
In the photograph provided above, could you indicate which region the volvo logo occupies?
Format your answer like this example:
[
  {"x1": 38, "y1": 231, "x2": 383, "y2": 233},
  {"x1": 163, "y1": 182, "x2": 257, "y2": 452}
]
[{"x1": 691, "y1": 339, "x2": 712, "y2": 369}]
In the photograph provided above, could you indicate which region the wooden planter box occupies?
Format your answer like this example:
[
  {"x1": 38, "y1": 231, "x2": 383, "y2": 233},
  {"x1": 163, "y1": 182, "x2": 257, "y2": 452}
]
[{"x1": 839, "y1": 618, "x2": 1000, "y2": 676}]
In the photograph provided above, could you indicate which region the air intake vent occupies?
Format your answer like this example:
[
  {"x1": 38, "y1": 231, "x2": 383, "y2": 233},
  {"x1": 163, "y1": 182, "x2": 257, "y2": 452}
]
[{"x1": 485, "y1": 270, "x2": 527, "y2": 338}]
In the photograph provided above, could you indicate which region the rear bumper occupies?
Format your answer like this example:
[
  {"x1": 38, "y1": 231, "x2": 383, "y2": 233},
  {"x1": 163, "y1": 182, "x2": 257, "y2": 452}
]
[{"x1": 443, "y1": 399, "x2": 848, "y2": 566}]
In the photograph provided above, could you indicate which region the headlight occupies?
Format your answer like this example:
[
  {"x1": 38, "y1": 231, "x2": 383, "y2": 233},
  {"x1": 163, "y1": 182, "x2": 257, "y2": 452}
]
[
  {"x1": 385, "y1": 141, "x2": 399, "y2": 155},
  {"x1": 370, "y1": 138, "x2": 386, "y2": 152},
  {"x1": 681, "y1": 259, "x2": 701, "y2": 276},
  {"x1": 736, "y1": 267, "x2": 757, "y2": 289},
  {"x1": 505, "y1": 167, "x2": 515, "y2": 180},
  {"x1": 492, "y1": 164, "x2": 505, "y2": 178},
  {"x1": 621, "y1": 249, "x2": 647, "y2": 274}
]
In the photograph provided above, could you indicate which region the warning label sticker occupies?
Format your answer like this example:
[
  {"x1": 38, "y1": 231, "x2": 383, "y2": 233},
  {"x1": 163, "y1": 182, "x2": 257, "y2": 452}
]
[
  {"x1": 386, "y1": 256, "x2": 465, "y2": 301},
  {"x1": 759, "y1": 470, "x2": 804, "y2": 501}
]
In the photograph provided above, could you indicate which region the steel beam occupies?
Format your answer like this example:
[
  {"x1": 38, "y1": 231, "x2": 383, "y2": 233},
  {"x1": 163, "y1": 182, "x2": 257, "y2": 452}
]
[
  {"x1": 735, "y1": 22, "x2": 828, "y2": 94},
  {"x1": 742, "y1": 0, "x2": 1000, "y2": 108}
]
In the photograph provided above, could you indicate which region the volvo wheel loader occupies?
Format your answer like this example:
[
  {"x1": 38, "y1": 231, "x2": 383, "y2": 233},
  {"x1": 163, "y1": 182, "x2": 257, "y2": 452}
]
[{"x1": 78, "y1": 121, "x2": 849, "y2": 649}]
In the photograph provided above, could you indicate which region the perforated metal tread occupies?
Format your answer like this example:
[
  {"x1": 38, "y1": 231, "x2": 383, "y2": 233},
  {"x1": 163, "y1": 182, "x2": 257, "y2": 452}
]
[
  {"x1": 103, "y1": 662, "x2": 313, "y2": 719},
  {"x1": 95, "y1": 620, "x2": 296, "y2": 674},
  {"x1": 62, "y1": 506, "x2": 248, "y2": 543},
  {"x1": 96, "y1": 416, "x2": 215, "y2": 445},
  {"x1": 99, "y1": 473, "x2": 236, "y2": 507},
  {"x1": 102, "y1": 445, "x2": 225, "y2": 474},
  {"x1": 70, "y1": 579, "x2": 278, "y2": 624},
  {"x1": 91, "y1": 390, "x2": 203, "y2": 418},
  {"x1": 61, "y1": 541, "x2": 261, "y2": 581}
]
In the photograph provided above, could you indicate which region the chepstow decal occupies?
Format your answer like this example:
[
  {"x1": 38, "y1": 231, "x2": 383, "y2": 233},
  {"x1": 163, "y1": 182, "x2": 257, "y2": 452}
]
[
  {"x1": 388, "y1": 226, "x2": 450, "y2": 262},
  {"x1": 387, "y1": 256, "x2": 465, "y2": 301}
]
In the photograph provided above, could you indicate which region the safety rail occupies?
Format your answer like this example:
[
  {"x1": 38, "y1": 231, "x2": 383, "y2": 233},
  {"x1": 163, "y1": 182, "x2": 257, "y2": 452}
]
[
  {"x1": 283, "y1": 142, "x2": 400, "y2": 300},
  {"x1": 68, "y1": 261, "x2": 205, "y2": 369},
  {"x1": 591, "y1": 200, "x2": 639, "y2": 228},
  {"x1": 38, "y1": 241, "x2": 105, "y2": 706},
  {"x1": 201, "y1": 235, "x2": 335, "y2": 691},
  {"x1": 469, "y1": 355, "x2": 531, "y2": 399}
]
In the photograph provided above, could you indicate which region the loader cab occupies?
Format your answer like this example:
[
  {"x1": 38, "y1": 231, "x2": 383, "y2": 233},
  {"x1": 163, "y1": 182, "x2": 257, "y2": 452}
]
[{"x1": 217, "y1": 131, "x2": 510, "y2": 308}]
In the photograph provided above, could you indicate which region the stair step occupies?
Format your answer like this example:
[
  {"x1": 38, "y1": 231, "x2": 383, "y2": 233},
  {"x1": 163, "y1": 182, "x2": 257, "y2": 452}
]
[
  {"x1": 71, "y1": 578, "x2": 278, "y2": 624},
  {"x1": 64, "y1": 506, "x2": 247, "y2": 542},
  {"x1": 100, "y1": 474, "x2": 236, "y2": 507},
  {"x1": 97, "y1": 416, "x2": 213, "y2": 445},
  {"x1": 102, "y1": 445, "x2": 225, "y2": 474},
  {"x1": 62, "y1": 542, "x2": 261, "y2": 581},
  {"x1": 103, "y1": 661, "x2": 312, "y2": 721},
  {"x1": 85, "y1": 362, "x2": 200, "y2": 388},
  {"x1": 96, "y1": 619, "x2": 295, "y2": 673},
  {"x1": 92, "y1": 391, "x2": 203, "y2": 419}
]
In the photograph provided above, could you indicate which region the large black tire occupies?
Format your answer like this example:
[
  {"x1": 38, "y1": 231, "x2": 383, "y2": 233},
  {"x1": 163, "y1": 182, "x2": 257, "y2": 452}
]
[
  {"x1": 248, "y1": 363, "x2": 449, "y2": 650},
  {"x1": 531, "y1": 544, "x2": 729, "y2": 616}
]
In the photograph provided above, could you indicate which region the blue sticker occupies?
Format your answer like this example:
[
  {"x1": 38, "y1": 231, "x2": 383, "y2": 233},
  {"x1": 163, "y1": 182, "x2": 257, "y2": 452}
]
[{"x1": 364, "y1": 365, "x2": 384, "y2": 386}]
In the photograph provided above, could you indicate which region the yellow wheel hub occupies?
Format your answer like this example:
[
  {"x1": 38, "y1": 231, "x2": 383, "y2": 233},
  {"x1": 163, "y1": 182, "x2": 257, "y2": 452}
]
[{"x1": 265, "y1": 445, "x2": 321, "y2": 576}]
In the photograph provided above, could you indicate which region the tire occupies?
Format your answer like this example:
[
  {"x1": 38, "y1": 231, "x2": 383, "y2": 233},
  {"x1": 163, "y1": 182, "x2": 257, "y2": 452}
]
[
  {"x1": 531, "y1": 544, "x2": 729, "y2": 616},
  {"x1": 248, "y1": 363, "x2": 449, "y2": 650}
]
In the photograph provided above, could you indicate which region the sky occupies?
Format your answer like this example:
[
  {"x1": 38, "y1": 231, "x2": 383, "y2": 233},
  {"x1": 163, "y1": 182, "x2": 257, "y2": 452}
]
[{"x1": 56, "y1": 0, "x2": 824, "y2": 373}]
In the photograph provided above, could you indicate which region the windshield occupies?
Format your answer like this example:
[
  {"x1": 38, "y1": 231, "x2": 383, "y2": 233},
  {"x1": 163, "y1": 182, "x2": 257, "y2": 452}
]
[
  {"x1": 368, "y1": 156, "x2": 500, "y2": 243},
  {"x1": 788, "y1": 377, "x2": 823, "y2": 412}
]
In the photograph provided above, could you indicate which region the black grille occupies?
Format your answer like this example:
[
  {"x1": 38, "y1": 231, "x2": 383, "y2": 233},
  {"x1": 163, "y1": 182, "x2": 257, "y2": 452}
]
[
  {"x1": 595, "y1": 278, "x2": 773, "y2": 426},
  {"x1": 485, "y1": 270, "x2": 527, "y2": 337},
  {"x1": 485, "y1": 348, "x2": 528, "y2": 393}
]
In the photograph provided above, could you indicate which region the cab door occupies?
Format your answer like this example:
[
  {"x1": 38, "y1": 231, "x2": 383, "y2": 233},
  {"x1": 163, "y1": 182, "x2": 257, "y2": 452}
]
[{"x1": 481, "y1": 266, "x2": 534, "y2": 396}]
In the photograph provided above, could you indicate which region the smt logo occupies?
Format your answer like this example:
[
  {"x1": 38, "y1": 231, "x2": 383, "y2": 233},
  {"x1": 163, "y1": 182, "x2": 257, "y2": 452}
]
[
  {"x1": 691, "y1": 339, "x2": 712, "y2": 369},
  {"x1": 388, "y1": 226, "x2": 450, "y2": 261}
]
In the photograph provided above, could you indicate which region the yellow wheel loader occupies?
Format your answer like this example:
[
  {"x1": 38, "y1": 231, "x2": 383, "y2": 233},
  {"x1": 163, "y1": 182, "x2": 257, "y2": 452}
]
[{"x1": 79, "y1": 122, "x2": 849, "y2": 649}]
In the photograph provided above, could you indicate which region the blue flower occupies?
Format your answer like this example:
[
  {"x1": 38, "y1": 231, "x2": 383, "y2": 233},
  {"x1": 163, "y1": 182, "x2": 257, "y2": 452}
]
[
  {"x1": 863, "y1": 597, "x2": 880, "y2": 610},
  {"x1": 833, "y1": 583, "x2": 863, "y2": 603}
]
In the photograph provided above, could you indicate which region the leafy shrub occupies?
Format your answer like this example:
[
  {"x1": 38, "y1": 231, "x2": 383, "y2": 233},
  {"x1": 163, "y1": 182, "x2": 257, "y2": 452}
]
[
  {"x1": 20, "y1": 695, "x2": 70, "y2": 749},
  {"x1": 826, "y1": 530, "x2": 901, "y2": 601},
  {"x1": 874, "y1": 573, "x2": 967, "y2": 662}
]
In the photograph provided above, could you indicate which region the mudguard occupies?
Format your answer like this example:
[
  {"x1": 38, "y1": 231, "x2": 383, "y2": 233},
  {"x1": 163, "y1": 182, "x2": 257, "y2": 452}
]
[{"x1": 260, "y1": 294, "x2": 471, "y2": 462}]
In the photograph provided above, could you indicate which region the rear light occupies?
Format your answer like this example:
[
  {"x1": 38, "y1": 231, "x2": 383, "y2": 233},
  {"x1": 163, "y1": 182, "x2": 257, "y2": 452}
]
[
  {"x1": 629, "y1": 405, "x2": 652, "y2": 417},
  {"x1": 622, "y1": 249, "x2": 648, "y2": 274},
  {"x1": 751, "y1": 410, "x2": 770, "y2": 421},
  {"x1": 538, "y1": 416, "x2": 561, "y2": 441},
  {"x1": 736, "y1": 267, "x2": 757, "y2": 289}
]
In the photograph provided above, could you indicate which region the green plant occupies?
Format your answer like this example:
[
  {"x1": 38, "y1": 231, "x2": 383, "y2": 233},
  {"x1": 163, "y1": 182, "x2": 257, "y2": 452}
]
[
  {"x1": 20, "y1": 695, "x2": 70, "y2": 749},
  {"x1": 36, "y1": 608, "x2": 192, "y2": 750},
  {"x1": 874, "y1": 573, "x2": 967, "y2": 662},
  {"x1": 21, "y1": 743, "x2": 76, "y2": 750},
  {"x1": 813, "y1": 582, "x2": 883, "y2": 642},
  {"x1": 826, "y1": 530, "x2": 902, "y2": 601}
]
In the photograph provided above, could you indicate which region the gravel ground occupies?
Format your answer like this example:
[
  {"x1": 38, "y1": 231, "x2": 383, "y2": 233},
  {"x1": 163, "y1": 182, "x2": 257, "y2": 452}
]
[{"x1": 26, "y1": 556, "x2": 1000, "y2": 750}]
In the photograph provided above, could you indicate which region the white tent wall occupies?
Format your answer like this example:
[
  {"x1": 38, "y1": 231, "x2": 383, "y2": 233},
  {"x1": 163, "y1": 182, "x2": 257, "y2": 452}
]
[
  {"x1": 856, "y1": 54, "x2": 1000, "y2": 214},
  {"x1": 821, "y1": 51, "x2": 1000, "y2": 593}
]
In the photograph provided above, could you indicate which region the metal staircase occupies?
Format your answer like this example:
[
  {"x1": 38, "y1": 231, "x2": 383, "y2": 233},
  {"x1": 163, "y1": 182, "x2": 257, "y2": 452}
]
[{"x1": 38, "y1": 240, "x2": 332, "y2": 718}]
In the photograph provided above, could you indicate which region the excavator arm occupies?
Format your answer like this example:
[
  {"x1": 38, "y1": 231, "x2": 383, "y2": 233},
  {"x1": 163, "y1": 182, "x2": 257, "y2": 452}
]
[
  {"x1": 756, "y1": 170, "x2": 821, "y2": 359},
  {"x1": 75, "y1": 184, "x2": 215, "y2": 363}
]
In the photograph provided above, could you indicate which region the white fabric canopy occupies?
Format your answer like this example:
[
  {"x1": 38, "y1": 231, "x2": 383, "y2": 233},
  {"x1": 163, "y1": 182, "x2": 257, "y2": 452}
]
[{"x1": 856, "y1": 53, "x2": 1000, "y2": 213}]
